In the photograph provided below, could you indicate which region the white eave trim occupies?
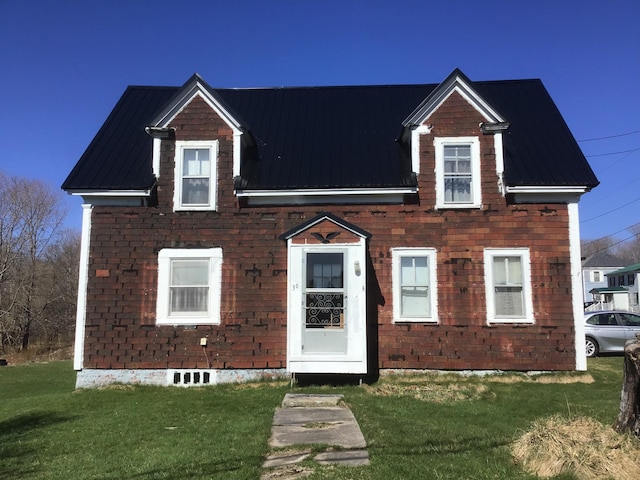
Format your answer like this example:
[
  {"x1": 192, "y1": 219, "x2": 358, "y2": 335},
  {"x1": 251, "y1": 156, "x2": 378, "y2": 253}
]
[
  {"x1": 236, "y1": 187, "x2": 417, "y2": 205},
  {"x1": 65, "y1": 189, "x2": 152, "y2": 207},
  {"x1": 505, "y1": 185, "x2": 590, "y2": 194},
  {"x1": 505, "y1": 185, "x2": 590, "y2": 204},
  {"x1": 67, "y1": 189, "x2": 152, "y2": 197}
]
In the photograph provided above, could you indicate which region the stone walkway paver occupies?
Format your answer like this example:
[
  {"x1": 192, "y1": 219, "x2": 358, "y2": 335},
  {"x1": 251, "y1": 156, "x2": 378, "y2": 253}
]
[{"x1": 261, "y1": 393, "x2": 369, "y2": 478}]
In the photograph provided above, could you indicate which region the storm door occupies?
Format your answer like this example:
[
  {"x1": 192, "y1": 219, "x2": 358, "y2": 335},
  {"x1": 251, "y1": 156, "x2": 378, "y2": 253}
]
[
  {"x1": 303, "y1": 252, "x2": 347, "y2": 354},
  {"x1": 283, "y1": 213, "x2": 368, "y2": 375}
]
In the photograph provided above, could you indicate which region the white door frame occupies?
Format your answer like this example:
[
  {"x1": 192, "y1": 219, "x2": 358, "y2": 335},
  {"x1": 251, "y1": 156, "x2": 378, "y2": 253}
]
[{"x1": 286, "y1": 238, "x2": 367, "y2": 374}]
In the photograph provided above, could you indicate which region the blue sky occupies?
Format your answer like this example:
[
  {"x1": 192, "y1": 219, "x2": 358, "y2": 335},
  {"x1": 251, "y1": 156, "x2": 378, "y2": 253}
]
[{"x1": 1, "y1": 0, "x2": 638, "y2": 244}]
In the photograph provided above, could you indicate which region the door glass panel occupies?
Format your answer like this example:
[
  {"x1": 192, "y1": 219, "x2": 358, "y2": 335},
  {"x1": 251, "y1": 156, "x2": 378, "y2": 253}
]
[
  {"x1": 305, "y1": 253, "x2": 344, "y2": 329},
  {"x1": 307, "y1": 253, "x2": 343, "y2": 288}
]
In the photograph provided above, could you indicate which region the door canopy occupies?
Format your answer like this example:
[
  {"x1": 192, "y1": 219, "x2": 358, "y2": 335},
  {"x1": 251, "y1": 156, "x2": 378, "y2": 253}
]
[{"x1": 280, "y1": 212, "x2": 371, "y2": 245}]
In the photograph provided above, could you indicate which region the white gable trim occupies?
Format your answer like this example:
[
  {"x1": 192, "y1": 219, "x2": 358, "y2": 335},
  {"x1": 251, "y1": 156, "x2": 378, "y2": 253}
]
[
  {"x1": 152, "y1": 79, "x2": 242, "y2": 131},
  {"x1": 152, "y1": 137, "x2": 162, "y2": 178},
  {"x1": 495, "y1": 133, "x2": 505, "y2": 196},
  {"x1": 281, "y1": 213, "x2": 370, "y2": 240},
  {"x1": 410, "y1": 124, "x2": 432, "y2": 174},
  {"x1": 149, "y1": 77, "x2": 244, "y2": 181},
  {"x1": 404, "y1": 73, "x2": 505, "y2": 127}
]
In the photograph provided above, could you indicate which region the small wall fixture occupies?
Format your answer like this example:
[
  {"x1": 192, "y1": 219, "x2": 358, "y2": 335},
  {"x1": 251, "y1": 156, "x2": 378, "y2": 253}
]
[{"x1": 354, "y1": 260, "x2": 361, "y2": 276}]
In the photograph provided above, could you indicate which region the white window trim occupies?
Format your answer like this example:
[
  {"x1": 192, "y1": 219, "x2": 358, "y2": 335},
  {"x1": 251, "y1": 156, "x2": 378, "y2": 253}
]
[
  {"x1": 173, "y1": 140, "x2": 218, "y2": 211},
  {"x1": 392, "y1": 248, "x2": 438, "y2": 323},
  {"x1": 484, "y1": 248, "x2": 534, "y2": 324},
  {"x1": 157, "y1": 248, "x2": 223, "y2": 325},
  {"x1": 434, "y1": 136, "x2": 481, "y2": 209}
]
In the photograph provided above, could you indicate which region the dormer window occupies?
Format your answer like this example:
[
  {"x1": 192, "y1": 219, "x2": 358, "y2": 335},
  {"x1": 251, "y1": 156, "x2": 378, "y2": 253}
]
[
  {"x1": 174, "y1": 140, "x2": 218, "y2": 211},
  {"x1": 434, "y1": 137, "x2": 481, "y2": 208}
]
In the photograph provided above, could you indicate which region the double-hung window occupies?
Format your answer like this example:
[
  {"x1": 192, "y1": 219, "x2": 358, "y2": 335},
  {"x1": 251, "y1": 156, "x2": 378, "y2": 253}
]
[
  {"x1": 484, "y1": 248, "x2": 533, "y2": 323},
  {"x1": 392, "y1": 248, "x2": 438, "y2": 322},
  {"x1": 157, "y1": 248, "x2": 222, "y2": 325},
  {"x1": 174, "y1": 141, "x2": 218, "y2": 211},
  {"x1": 434, "y1": 137, "x2": 481, "y2": 208}
]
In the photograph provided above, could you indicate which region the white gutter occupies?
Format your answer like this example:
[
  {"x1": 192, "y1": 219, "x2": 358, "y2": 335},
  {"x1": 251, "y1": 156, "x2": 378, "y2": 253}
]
[
  {"x1": 235, "y1": 187, "x2": 418, "y2": 206},
  {"x1": 236, "y1": 187, "x2": 417, "y2": 198},
  {"x1": 505, "y1": 186, "x2": 589, "y2": 194},
  {"x1": 67, "y1": 189, "x2": 152, "y2": 197}
]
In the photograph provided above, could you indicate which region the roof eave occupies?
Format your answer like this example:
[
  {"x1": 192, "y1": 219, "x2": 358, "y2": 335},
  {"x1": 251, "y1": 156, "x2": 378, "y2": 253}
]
[
  {"x1": 505, "y1": 185, "x2": 593, "y2": 204},
  {"x1": 235, "y1": 186, "x2": 418, "y2": 206}
]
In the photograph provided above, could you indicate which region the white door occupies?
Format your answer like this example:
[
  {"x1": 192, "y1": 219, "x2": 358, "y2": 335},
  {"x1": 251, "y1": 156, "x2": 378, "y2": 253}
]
[
  {"x1": 303, "y1": 251, "x2": 348, "y2": 354},
  {"x1": 287, "y1": 242, "x2": 367, "y2": 374}
]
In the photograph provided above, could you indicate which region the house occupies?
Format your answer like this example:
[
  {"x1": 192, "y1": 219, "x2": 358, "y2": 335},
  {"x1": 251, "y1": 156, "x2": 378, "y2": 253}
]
[
  {"x1": 581, "y1": 252, "x2": 627, "y2": 306},
  {"x1": 589, "y1": 263, "x2": 640, "y2": 312},
  {"x1": 62, "y1": 69, "x2": 599, "y2": 388}
]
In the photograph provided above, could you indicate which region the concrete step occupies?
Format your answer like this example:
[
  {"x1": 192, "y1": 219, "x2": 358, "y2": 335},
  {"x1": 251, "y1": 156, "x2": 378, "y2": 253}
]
[{"x1": 281, "y1": 393, "x2": 343, "y2": 407}]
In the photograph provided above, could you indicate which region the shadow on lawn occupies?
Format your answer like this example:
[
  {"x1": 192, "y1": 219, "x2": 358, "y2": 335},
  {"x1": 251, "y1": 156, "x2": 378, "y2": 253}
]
[
  {"x1": 123, "y1": 455, "x2": 265, "y2": 480},
  {"x1": 0, "y1": 411, "x2": 75, "y2": 480}
]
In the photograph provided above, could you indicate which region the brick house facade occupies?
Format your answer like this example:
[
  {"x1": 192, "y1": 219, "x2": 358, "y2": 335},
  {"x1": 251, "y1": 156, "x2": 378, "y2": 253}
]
[{"x1": 63, "y1": 69, "x2": 598, "y2": 387}]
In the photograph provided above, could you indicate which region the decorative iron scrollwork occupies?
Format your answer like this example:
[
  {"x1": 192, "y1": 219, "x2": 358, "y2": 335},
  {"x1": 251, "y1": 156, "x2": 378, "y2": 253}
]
[{"x1": 305, "y1": 293, "x2": 344, "y2": 328}]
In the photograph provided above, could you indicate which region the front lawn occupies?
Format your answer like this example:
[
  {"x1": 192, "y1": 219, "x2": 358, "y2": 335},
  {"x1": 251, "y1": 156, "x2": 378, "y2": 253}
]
[{"x1": 0, "y1": 359, "x2": 628, "y2": 479}]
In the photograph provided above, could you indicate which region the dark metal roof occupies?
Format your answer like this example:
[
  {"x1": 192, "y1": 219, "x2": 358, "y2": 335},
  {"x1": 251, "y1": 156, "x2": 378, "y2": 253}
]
[
  {"x1": 62, "y1": 75, "x2": 599, "y2": 192},
  {"x1": 218, "y1": 85, "x2": 430, "y2": 190},
  {"x1": 62, "y1": 86, "x2": 178, "y2": 191},
  {"x1": 474, "y1": 80, "x2": 598, "y2": 187}
]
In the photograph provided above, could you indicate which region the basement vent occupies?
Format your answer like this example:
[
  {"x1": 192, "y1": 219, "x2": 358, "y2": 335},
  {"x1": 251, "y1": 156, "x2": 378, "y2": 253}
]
[{"x1": 167, "y1": 369, "x2": 217, "y2": 387}]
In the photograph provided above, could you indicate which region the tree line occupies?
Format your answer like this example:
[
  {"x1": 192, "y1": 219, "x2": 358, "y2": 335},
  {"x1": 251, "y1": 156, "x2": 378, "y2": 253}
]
[
  {"x1": 581, "y1": 225, "x2": 640, "y2": 264},
  {"x1": 0, "y1": 171, "x2": 79, "y2": 354}
]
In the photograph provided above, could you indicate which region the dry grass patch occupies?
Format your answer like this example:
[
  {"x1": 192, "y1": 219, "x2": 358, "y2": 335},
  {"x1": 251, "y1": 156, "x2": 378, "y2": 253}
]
[
  {"x1": 2, "y1": 344, "x2": 73, "y2": 365},
  {"x1": 512, "y1": 415, "x2": 640, "y2": 479},
  {"x1": 487, "y1": 373, "x2": 594, "y2": 384},
  {"x1": 380, "y1": 370, "x2": 594, "y2": 385},
  {"x1": 232, "y1": 379, "x2": 289, "y2": 390},
  {"x1": 365, "y1": 382, "x2": 493, "y2": 403}
]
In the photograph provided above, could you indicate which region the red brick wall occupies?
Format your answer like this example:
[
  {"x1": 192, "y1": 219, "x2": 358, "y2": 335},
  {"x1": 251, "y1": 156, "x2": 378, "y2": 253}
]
[{"x1": 82, "y1": 92, "x2": 577, "y2": 372}]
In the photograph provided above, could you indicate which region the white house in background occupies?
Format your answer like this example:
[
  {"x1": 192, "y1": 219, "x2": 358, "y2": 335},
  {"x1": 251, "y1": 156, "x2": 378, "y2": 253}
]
[
  {"x1": 581, "y1": 252, "x2": 626, "y2": 306},
  {"x1": 588, "y1": 262, "x2": 640, "y2": 313}
]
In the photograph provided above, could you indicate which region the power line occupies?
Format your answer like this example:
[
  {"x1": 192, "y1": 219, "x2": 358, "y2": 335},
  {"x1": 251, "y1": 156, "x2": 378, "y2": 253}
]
[
  {"x1": 584, "y1": 230, "x2": 640, "y2": 257},
  {"x1": 581, "y1": 196, "x2": 640, "y2": 223},
  {"x1": 578, "y1": 129, "x2": 640, "y2": 142},
  {"x1": 585, "y1": 147, "x2": 640, "y2": 158},
  {"x1": 582, "y1": 221, "x2": 640, "y2": 245}
]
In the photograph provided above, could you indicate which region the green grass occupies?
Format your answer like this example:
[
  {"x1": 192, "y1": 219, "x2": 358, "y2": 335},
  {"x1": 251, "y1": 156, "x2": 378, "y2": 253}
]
[{"x1": 0, "y1": 358, "x2": 626, "y2": 479}]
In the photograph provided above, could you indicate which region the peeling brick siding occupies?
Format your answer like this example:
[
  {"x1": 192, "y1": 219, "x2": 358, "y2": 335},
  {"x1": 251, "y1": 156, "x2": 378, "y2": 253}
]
[{"x1": 82, "y1": 92, "x2": 577, "y2": 372}]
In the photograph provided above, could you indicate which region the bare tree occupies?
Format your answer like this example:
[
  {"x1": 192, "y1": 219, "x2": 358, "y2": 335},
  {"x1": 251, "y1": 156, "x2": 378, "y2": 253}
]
[
  {"x1": 581, "y1": 236, "x2": 617, "y2": 259},
  {"x1": 0, "y1": 172, "x2": 69, "y2": 351},
  {"x1": 615, "y1": 225, "x2": 640, "y2": 264},
  {"x1": 39, "y1": 230, "x2": 81, "y2": 345}
]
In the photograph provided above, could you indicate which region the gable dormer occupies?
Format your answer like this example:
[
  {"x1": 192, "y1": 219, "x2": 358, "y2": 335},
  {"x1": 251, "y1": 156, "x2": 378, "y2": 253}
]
[
  {"x1": 145, "y1": 74, "x2": 250, "y2": 211},
  {"x1": 401, "y1": 69, "x2": 509, "y2": 208}
]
